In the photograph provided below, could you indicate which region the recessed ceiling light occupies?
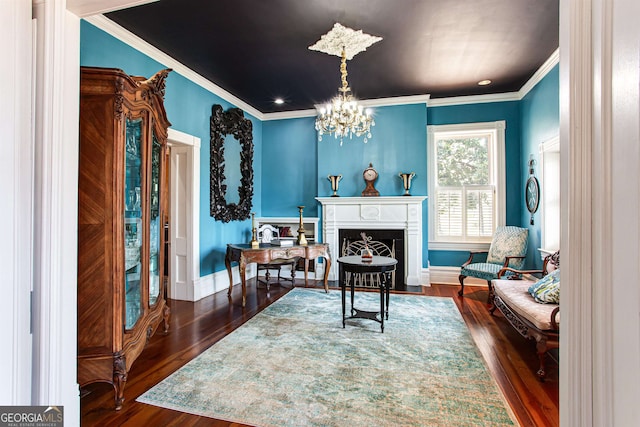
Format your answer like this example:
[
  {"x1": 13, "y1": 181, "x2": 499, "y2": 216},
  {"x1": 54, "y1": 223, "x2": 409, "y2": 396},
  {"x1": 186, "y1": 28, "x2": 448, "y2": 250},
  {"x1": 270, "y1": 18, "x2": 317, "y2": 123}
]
[
  {"x1": 477, "y1": 79, "x2": 492, "y2": 86},
  {"x1": 274, "y1": 98, "x2": 284, "y2": 104}
]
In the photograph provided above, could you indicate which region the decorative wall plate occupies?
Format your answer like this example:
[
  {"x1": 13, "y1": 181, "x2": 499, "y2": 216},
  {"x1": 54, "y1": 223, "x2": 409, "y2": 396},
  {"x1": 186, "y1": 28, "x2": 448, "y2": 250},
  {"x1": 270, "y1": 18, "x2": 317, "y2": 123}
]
[{"x1": 525, "y1": 157, "x2": 540, "y2": 225}]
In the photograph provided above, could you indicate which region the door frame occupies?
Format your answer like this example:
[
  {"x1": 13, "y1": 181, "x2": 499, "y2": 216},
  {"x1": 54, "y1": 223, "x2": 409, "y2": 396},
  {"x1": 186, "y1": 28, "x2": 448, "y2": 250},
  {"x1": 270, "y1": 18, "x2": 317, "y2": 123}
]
[{"x1": 167, "y1": 128, "x2": 200, "y2": 301}]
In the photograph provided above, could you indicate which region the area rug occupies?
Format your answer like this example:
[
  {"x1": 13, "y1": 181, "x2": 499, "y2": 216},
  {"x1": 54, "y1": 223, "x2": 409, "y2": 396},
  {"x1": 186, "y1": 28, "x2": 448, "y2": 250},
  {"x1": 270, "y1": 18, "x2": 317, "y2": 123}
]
[{"x1": 137, "y1": 288, "x2": 517, "y2": 426}]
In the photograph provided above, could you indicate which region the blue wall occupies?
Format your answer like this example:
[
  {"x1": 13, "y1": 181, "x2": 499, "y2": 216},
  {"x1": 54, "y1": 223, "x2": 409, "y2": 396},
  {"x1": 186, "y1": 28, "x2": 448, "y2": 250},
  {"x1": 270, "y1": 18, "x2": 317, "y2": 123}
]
[
  {"x1": 520, "y1": 65, "x2": 560, "y2": 269},
  {"x1": 80, "y1": 21, "x2": 263, "y2": 276},
  {"x1": 426, "y1": 101, "x2": 522, "y2": 267},
  {"x1": 317, "y1": 104, "x2": 428, "y2": 199},
  {"x1": 261, "y1": 117, "x2": 318, "y2": 217},
  {"x1": 316, "y1": 103, "x2": 429, "y2": 262},
  {"x1": 260, "y1": 104, "x2": 429, "y2": 264},
  {"x1": 80, "y1": 20, "x2": 559, "y2": 278}
]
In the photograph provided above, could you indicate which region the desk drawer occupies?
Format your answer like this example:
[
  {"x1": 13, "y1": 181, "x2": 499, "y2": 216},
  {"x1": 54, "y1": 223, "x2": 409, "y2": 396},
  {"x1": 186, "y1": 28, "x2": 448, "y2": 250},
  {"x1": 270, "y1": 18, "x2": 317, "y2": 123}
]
[{"x1": 270, "y1": 247, "x2": 305, "y2": 259}]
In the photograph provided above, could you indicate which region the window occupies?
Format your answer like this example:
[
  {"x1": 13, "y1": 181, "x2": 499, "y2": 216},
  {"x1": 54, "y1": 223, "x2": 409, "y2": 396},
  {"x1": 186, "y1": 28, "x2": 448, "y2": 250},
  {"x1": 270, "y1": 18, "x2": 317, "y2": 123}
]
[
  {"x1": 539, "y1": 135, "x2": 560, "y2": 258},
  {"x1": 428, "y1": 121, "x2": 506, "y2": 250}
]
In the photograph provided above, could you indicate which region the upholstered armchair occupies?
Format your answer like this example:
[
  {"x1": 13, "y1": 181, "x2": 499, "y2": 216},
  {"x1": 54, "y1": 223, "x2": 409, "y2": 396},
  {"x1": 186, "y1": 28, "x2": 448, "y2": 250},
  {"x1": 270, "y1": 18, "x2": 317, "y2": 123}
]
[{"x1": 458, "y1": 226, "x2": 528, "y2": 303}]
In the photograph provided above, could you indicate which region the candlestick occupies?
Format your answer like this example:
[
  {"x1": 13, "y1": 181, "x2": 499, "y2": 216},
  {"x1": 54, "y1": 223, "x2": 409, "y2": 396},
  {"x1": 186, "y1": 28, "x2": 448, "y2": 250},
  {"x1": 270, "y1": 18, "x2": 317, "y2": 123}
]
[
  {"x1": 297, "y1": 206, "x2": 307, "y2": 245},
  {"x1": 250, "y1": 212, "x2": 259, "y2": 248}
]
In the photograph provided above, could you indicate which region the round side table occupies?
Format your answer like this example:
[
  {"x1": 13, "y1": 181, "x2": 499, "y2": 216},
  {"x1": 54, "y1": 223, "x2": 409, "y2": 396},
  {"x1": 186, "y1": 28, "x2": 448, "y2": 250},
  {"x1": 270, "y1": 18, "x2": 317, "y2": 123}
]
[{"x1": 337, "y1": 255, "x2": 398, "y2": 332}]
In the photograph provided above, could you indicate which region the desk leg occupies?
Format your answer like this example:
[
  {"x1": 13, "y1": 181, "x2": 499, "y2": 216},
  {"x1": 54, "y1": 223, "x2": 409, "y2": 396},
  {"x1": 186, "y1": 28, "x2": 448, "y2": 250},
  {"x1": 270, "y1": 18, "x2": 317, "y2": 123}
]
[
  {"x1": 238, "y1": 256, "x2": 247, "y2": 307},
  {"x1": 225, "y1": 250, "x2": 233, "y2": 300},
  {"x1": 304, "y1": 258, "x2": 309, "y2": 287},
  {"x1": 322, "y1": 256, "x2": 331, "y2": 293}
]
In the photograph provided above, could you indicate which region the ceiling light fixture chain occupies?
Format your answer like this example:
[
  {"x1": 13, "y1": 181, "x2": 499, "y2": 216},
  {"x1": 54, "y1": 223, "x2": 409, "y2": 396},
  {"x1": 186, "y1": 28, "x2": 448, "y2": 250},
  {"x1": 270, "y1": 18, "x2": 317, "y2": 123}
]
[
  {"x1": 339, "y1": 47, "x2": 350, "y2": 95},
  {"x1": 309, "y1": 23, "x2": 382, "y2": 145}
]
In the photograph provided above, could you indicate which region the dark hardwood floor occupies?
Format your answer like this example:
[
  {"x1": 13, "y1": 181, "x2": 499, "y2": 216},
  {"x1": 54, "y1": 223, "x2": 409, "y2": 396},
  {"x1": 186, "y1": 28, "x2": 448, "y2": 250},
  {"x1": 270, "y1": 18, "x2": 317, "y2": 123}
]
[{"x1": 80, "y1": 281, "x2": 559, "y2": 426}]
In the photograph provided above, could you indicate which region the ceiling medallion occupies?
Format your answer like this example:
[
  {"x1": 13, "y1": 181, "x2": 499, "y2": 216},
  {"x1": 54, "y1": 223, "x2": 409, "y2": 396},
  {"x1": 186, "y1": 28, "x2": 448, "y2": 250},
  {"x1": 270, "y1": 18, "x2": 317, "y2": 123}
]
[{"x1": 309, "y1": 23, "x2": 382, "y2": 145}]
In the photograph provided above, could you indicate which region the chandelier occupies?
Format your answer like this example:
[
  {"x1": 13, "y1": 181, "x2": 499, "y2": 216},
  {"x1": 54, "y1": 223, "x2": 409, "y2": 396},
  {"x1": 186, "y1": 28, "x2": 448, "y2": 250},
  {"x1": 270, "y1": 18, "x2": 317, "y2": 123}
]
[{"x1": 309, "y1": 23, "x2": 382, "y2": 145}]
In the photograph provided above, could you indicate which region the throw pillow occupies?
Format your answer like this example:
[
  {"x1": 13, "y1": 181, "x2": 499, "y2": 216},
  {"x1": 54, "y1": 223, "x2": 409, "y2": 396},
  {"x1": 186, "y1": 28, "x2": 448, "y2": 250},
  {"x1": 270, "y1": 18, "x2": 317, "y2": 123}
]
[{"x1": 528, "y1": 269, "x2": 560, "y2": 304}]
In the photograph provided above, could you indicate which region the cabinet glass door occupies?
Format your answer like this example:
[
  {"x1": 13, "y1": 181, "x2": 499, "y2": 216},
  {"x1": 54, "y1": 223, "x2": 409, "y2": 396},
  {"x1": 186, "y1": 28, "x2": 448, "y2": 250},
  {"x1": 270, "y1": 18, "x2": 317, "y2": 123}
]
[
  {"x1": 124, "y1": 117, "x2": 143, "y2": 329},
  {"x1": 149, "y1": 132, "x2": 162, "y2": 306}
]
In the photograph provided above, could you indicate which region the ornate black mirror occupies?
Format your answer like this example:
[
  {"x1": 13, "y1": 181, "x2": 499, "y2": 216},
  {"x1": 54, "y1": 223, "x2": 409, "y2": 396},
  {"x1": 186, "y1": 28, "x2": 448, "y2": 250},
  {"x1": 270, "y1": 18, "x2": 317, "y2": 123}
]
[{"x1": 210, "y1": 104, "x2": 254, "y2": 222}]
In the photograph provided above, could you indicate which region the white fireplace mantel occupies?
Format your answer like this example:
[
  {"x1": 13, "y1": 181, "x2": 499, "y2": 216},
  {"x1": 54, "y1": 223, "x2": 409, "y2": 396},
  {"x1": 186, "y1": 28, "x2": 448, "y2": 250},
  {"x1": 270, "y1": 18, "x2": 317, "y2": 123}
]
[{"x1": 316, "y1": 196, "x2": 427, "y2": 285}]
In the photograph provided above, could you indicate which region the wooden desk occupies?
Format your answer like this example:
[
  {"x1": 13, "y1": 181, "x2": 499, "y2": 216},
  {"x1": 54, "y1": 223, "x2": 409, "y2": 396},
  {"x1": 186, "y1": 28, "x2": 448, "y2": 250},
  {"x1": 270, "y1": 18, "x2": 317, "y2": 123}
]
[{"x1": 225, "y1": 243, "x2": 331, "y2": 307}]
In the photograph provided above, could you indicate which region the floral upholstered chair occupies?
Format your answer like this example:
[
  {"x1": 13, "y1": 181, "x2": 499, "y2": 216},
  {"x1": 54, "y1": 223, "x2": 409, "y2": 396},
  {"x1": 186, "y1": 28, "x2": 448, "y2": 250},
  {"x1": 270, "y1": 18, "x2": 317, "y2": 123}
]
[{"x1": 458, "y1": 226, "x2": 528, "y2": 303}]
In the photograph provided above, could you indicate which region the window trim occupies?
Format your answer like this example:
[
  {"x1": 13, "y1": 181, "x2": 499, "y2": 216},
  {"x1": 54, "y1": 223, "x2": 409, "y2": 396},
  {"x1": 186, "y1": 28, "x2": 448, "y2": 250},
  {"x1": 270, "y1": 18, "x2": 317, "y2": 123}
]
[
  {"x1": 427, "y1": 121, "x2": 506, "y2": 250},
  {"x1": 539, "y1": 135, "x2": 560, "y2": 260}
]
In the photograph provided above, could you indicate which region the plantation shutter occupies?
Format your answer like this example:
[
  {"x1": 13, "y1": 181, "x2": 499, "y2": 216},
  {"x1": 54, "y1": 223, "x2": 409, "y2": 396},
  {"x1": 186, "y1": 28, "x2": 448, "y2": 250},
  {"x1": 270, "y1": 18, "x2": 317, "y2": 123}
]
[
  {"x1": 435, "y1": 186, "x2": 494, "y2": 240},
  {"x1": 433, "y1": 132, "x2": 496, "y2": 242},
  {"x1": 436, "y1": 188, "x2": 463, "y2": 237}
]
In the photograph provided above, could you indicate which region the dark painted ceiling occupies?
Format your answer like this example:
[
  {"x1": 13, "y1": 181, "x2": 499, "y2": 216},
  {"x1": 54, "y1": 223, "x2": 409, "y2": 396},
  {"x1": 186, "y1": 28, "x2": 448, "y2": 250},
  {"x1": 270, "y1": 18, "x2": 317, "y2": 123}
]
[{"x1": 106, "y1": 0, "x2": 559, "y2": 114}]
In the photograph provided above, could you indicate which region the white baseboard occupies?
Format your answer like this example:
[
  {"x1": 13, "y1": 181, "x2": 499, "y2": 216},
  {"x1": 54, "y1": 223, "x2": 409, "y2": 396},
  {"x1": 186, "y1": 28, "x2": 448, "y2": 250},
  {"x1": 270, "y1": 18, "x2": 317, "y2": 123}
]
[
  {"x1": 193, "y1": 265, "x2": 257, "y2": 302},
  {"x1": 421, "y1": 269, "x2": 431, "y2": 286},
  {"x1": 189, "y1": 263, "x2": 329, "y2": 302},
  {"x1": 186, "y1": 264, "x2": 432, "y2": 301},
  {"x1": 428, "y1": 266, "x2": 487, "y2": 286}
]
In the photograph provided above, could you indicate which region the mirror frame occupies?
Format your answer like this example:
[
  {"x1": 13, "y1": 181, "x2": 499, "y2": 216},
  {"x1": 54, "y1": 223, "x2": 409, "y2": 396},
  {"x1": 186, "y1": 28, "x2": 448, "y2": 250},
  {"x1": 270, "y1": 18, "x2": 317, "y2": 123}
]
[{"x1": 209, "y1": 104, "x2": 254, "y2": 222}]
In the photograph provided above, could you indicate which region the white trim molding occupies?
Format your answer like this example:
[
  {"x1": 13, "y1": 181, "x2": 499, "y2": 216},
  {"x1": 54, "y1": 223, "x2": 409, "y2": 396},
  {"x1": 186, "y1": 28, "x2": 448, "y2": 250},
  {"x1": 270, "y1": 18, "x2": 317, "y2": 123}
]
[
  {"x1": 518, "y1": 48, "x2": 560, "y2": 99},
  {"x1": 427, "y1": 121, "x2": 506, "y2": 247},
  {"x1": 428, "y1": 266, "x2": 486, "y2": 286},
  {"x1": 195, "y1": 265, "x2": 256, "y2": 302},
  {"x1": 427, "y1": 92, "x2": 521, "y2": 107},
  {"x1": 1, "y1": 0, "x2": 34, "y2": 405},
  {"x1": 428, "y1": 49, "x2": 559, "y2": 108},
  {"x1": 559, "y1": 0, "x2": 640, "y2": 425},
  {"x1": 560, "y1": 1, "x2": 595, "y2": 423},
  {"x1": 67, "y1": 0, "x2": 159, "y2": 17},
  {"x1": 32, "y1": 1, "x2": 81, "y2": 420},
  {"x1": 317, "y1": 196, "x2": 427, "y2": 286},
  {"x1": 167, "y1": 128, "x2": 201, "y2": 302},
  {"x1": 420, "y1": 268, "x2": 431, "y2": 287}
]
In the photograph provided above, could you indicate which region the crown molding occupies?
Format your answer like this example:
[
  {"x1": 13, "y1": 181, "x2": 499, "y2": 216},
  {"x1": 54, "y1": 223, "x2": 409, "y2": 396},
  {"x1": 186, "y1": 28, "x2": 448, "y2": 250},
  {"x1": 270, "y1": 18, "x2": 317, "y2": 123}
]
[
  {"x1": 518, "y1": 48, "x2": 560, "y2": 98},
  {"x1": 427, "y1": 49, "x2": 559, "y2": 108},
  {"x1": 262, "y1": 109, "x2": 317, "y2": 121},
  {"x1": 264, "y1": 94, "x2": 432, "y2": 121},
  {"x1": 84, "y1": 15, "x2": 266, "y2": 121},
  {"x1": 359, "y1": 94, "x2": 431, "y2": 107},
  {"x1": 427, "y1": 92, "x2": 521, "y2": 107},
  {"x1": 68, "y1": 0, "x2": 159, "y2": 17},
  {"x1": 86, "y1": 14, "x2": 558, "y2": 119}
]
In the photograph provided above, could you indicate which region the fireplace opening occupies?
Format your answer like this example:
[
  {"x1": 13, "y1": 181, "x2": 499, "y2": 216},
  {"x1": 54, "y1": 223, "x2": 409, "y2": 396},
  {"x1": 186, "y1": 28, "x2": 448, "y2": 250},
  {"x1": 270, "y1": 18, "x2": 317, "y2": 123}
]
[{"x1": 338, "y1": 229, "x2": 406, "y2": 291}]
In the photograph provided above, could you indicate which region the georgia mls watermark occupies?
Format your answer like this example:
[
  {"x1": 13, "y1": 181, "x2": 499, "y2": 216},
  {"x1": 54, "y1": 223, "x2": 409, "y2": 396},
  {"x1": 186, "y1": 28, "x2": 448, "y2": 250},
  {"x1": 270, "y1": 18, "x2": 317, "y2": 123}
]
[{"x1": 0, "y1": 406, "x2": 63, "y2": 427}]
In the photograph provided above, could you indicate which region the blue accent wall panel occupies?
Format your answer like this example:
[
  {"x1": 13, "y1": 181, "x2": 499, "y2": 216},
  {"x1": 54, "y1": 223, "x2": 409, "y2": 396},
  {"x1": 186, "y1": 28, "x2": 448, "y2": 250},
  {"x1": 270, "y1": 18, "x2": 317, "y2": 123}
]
[
  {"x1": 317, "y1": 104, "x2": 428, "y2": 198},
  {"x1": 316, "y1": 103, "x2": 429, "y2": 265},
  {"x1": 520, "y1": 65, "x2": 560, "y2": 269},
  {"x1": 80, "y1": 21, "x2": 262, "y2": 276},
  {"x1": 261, "y1": 118, "x2": 318, "y2": 216},
  {"x1": 429, "y1": 250, "x2": 482, "y2": 267}
]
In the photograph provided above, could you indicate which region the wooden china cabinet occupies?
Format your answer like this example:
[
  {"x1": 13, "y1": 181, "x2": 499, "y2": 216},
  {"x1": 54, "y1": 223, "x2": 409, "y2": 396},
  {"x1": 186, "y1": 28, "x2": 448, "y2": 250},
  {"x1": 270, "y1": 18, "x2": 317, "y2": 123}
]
[{"x1": 77, "y1": 66, "x2": 171, "y2": 410}]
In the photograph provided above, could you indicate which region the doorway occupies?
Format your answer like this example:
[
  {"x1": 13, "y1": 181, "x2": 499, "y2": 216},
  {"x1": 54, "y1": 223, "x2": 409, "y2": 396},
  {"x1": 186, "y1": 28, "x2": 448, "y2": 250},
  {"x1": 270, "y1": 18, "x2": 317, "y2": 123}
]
[{"x1": 167, "y1": 128, "x2": 201, "y2": 301}]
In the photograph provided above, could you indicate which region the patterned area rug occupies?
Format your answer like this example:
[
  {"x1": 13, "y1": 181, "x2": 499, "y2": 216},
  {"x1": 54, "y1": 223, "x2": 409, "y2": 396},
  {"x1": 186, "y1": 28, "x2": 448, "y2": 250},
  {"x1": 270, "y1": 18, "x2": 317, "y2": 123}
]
[{"x1": 138, "y1": 288, "x2": 517, "y2": 426}]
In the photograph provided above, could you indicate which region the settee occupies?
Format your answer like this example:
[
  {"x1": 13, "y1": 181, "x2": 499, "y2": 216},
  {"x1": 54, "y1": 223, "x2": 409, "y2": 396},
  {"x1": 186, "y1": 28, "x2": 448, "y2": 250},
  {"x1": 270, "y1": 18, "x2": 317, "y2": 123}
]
[{"x1": 490, "y1": 251, "x2": 560, "y2": 380}]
